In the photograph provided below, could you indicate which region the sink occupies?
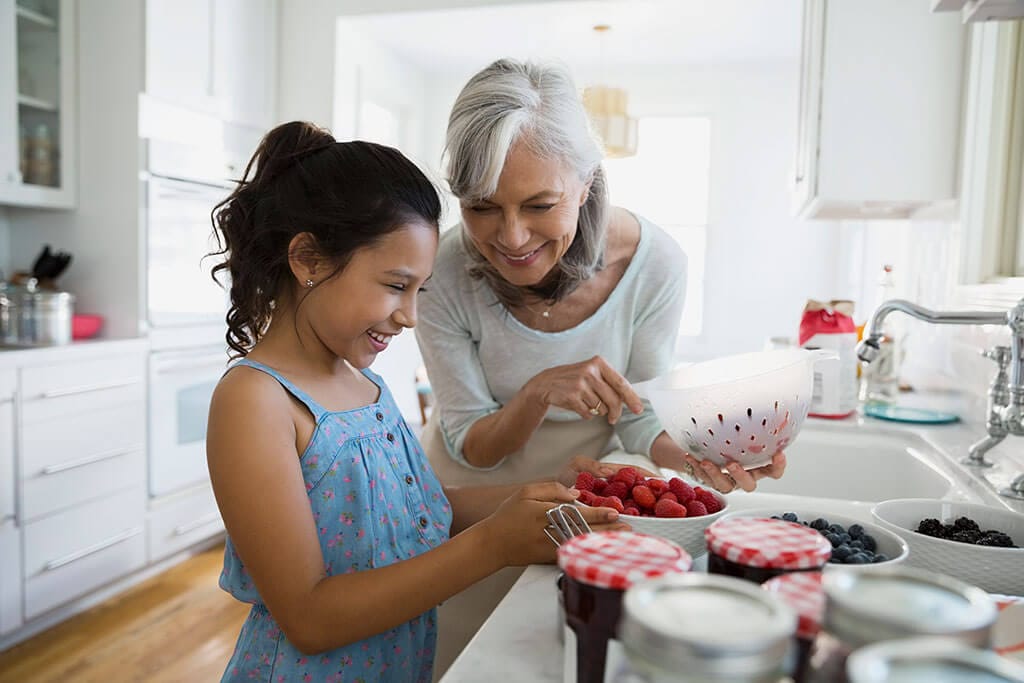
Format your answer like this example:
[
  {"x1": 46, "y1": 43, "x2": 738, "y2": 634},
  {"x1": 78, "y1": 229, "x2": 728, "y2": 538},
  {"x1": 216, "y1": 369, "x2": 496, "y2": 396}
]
[{"x1": 741, "y1": 425, "x2": 955, "y2": 502}]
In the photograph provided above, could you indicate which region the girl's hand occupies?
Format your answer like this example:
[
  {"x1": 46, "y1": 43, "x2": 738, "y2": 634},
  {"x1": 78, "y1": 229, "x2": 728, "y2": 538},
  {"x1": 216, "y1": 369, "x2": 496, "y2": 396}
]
[
  {"x1": 526, "y1": 356, "x2": 644, "y2": 424},
  {"x1": 681, "y1": 451, "x2": 788, "y2": 493},
  {"x1": 555, "y1": 455, "x2": 658, "y2": 488},
  {"x1": 483, "y1": 482, "x2": 629, "y2": 567}
]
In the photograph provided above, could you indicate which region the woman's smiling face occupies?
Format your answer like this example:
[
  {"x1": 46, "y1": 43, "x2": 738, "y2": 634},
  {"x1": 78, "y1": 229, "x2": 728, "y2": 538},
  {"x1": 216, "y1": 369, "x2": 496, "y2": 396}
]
[{"x1": 460, "y1": 142, "x2": 590, "y2": 289}]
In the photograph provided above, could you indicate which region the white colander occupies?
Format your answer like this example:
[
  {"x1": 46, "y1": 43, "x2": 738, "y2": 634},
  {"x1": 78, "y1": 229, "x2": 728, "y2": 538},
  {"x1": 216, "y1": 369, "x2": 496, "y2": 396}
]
[{"x1": 636, "y1": 349, "x2": 831, "y2": 469}]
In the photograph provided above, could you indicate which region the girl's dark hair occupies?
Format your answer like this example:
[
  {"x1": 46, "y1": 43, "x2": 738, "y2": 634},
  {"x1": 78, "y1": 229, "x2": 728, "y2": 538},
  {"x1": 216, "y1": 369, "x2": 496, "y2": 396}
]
[{"x1": 210, "y1": 121, "x2": 441, "y2": 357}]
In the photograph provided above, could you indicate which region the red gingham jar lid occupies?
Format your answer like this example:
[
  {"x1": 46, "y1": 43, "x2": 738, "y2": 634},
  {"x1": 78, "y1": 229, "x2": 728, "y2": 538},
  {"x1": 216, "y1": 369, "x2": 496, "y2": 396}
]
[
  {"x1": 557, "y1": 531, "x2": 692, "y2": 591},
  {"x1": 704, "y1": 517, "x2": 832, "y2": 570},
  {"x1": 763, "y1": 571, "x2": 825, "y2": 639}
]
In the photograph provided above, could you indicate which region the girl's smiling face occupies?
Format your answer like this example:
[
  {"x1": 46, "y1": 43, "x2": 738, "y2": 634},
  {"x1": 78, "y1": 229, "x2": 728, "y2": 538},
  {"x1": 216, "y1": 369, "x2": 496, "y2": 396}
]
[
  {"x1": 460, "y1": 142, "x2": 590, "y2": 289},
  {"x1": 304, "y1": 220, "x2": 438, "y2": 369}
]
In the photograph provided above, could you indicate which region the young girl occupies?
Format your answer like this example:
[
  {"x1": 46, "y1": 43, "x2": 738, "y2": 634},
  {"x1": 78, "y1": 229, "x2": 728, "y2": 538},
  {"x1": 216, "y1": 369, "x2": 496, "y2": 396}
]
[{"x1": 206, "y1": 121, "x2": 628, "y2": 683}]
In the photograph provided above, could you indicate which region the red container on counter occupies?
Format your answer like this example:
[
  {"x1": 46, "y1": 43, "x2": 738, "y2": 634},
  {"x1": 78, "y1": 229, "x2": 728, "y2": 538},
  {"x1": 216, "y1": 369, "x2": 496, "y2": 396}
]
[
  {"x1": 763, "y1": 570, "x2": 825, "y2": 682},
  {"x1": 557, "y1": 531, "x2": 692, "y2": 683},
  {"x1": 704, "y1": 517, "x2": 832, "y2": 584}
]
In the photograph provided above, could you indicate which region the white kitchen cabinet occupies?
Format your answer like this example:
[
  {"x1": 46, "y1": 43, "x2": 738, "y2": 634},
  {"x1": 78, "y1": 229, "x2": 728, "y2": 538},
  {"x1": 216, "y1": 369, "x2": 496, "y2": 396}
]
[
  {"x1": 0, "y1": 521, "x2": 21, "y2": 635},
  {"x1": 0, "y1": 370, "x2": 14, "y2": 526},
  {"x1": 0, "y1": 0, "x2": 76, "y2": 209},
  {"x1": 147, "y1": 482, "x2": 223, "y2": 563},
  {"x1": 793, "y1": 0, "x2": 965, "y2": 220},
  {"x1": 145, "y1": 0, "x2": 277, "y2": 130}
]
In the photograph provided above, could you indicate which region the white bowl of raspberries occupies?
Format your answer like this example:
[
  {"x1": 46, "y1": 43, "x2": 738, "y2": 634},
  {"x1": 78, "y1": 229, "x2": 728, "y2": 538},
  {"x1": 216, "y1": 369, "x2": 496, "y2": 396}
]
[{"x1": 574, "y1": 467, "x2": 728, "y2": 558}]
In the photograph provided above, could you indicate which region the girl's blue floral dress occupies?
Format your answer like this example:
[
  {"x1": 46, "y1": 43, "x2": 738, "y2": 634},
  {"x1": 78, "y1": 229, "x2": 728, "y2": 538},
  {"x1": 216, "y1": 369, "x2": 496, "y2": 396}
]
[{"x1": 219, "y1": 360, "x2": 452, "y2": 682}]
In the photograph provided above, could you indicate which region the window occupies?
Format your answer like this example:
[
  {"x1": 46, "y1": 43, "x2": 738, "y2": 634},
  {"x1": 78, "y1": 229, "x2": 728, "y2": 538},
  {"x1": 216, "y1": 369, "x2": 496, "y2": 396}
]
[{"x1": 604, "y1": 117, "x2": 711, "y2": 336}]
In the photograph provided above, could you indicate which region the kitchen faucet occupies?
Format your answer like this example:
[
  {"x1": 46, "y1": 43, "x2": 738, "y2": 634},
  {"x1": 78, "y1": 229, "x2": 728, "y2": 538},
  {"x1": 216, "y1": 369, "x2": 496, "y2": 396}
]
[{"x1": 857, "y1": 297, "x2": 1024, "y2": 501}]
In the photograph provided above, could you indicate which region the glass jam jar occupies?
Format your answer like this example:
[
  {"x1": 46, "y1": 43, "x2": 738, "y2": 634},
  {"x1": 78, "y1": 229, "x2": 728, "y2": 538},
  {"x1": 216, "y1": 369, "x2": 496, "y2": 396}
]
[
  {"x1": 557, "y1": 531, "x2": 692, "y2": 683},
  {"x1": 846, "y1": 636, "x2": 1024, "y2": 682},
  {"x1": 613, "y1": 573, "x2": 797, "y2": 682},
  {"x1": 762, "y1": 571, "x2": 824, "y2": 682},
  {"x1": 804, "y1": 566, "x2": 998, "y2": 683},
  {"x1": 704, "y1": 517, "x2": 832, "y2": 584}
]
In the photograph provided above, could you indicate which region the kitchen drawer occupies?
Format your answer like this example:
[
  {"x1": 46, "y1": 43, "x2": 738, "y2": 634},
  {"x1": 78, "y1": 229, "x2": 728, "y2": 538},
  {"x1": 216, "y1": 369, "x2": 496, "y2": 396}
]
[
  {"x1": 21, "y1": 390, "x2": 145, "y2": 521},
  {"x1": 0, "y1": 369, "x2": 15, "y2": 524},
  {"x1": 20, "y1": 353, "x2": 145, "y2": 402},
  {"x1": 23, "y1": 488, "x2": 146, "y2": 620},
  {"x1": 0, "y1": 522, "x2": 21, "y2": 635},
  {"x1": 148, "y1": 483, "x2": 223, "y2": 562}
]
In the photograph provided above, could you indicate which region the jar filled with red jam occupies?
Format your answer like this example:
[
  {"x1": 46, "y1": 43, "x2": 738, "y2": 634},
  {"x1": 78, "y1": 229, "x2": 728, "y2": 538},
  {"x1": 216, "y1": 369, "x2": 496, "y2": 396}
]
[
  {"x1": 557, "y1": 531, "x2": 692, "y2": 683},
  {"x1": 704, "y1": 517, "x2": 832, "y2": 584},
  {"x1": 762, "y1": 571, "x2": 824, "y2": 682}
]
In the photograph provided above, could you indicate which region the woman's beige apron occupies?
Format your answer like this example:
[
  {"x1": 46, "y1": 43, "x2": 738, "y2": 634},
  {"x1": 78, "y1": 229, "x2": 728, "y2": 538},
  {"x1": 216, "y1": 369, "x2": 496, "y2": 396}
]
[{"x1": 422, "y1": 411, "x2": 617, "y2": 680}]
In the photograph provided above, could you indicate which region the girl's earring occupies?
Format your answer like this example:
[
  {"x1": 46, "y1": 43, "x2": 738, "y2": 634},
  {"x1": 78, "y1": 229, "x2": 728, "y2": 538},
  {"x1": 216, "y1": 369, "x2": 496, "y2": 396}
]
[{"x1": 305, "y1": 279, "x2": 315, "y2": 288}]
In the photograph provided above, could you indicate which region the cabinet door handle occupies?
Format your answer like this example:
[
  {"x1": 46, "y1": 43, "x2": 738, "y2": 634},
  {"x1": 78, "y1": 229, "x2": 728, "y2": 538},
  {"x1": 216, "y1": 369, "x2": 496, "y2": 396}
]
[
  {"x1": 38, "y1": 378, "x2": 140, "y2": 399},
  {"x1": 1, "y1": 514, "x2": 15, "y2": 524},
  {"x1": 43, "y1": 527, "x2": 143, "y2": 571},
  {"x1": 0, "y1": 397, "x2": 12, "y2": 405},
  {"x1": 41, "y1": 446, "x2": 140, "y2": 475},
  {"x1": 173, "y1": 512, "x2": 222, "y2": 536}
]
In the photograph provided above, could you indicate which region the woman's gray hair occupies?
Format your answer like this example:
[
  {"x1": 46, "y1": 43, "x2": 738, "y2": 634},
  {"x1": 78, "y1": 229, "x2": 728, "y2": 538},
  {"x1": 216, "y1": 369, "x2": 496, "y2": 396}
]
[{"x1": 444, "y1": 58, "x2": 609, "y2": 307}]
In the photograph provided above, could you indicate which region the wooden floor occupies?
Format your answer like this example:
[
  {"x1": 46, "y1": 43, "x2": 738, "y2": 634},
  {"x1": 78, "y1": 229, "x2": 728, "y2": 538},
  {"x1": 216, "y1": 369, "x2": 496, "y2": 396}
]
[{"x1": 0, "y1": 545, "x2": 249, "y2": 683}]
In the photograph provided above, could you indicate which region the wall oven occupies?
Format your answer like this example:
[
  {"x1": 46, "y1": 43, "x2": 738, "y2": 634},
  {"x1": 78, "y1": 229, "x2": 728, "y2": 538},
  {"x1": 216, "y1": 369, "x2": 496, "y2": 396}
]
[{"x1": 148, "y1": 345, "x2": 228, "y2": 497}]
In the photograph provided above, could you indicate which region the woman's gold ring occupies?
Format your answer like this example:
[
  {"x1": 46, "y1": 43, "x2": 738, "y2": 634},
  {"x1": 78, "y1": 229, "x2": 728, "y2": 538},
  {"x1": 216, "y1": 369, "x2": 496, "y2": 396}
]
[{"x1": 588, "y1": 400, "x2": 603, "y2": 416}]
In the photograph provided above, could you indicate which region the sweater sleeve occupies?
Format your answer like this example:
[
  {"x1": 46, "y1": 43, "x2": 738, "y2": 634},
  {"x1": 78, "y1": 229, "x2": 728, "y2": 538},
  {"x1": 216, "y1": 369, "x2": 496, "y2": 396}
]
[
  {"x1": 414, "y1": 251, "x2": 506, "y2": 470},
  {"x1": 613, "y1": 232, "x2": 687, "y2": 455}
]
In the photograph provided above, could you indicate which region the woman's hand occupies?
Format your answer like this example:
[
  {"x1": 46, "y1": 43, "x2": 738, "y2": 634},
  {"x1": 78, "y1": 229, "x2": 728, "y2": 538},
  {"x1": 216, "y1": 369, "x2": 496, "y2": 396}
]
[
  {"x1": 526, "y1": 355, "x2": 644, "y2": 424},
  {"x1": 482, "y1": 482, "x2": 630, "y2": 567},
  {"x1": 681, "y1": 451, "x2": 787, "y2": 494},
  {"x1": 555, "y1": 455, "x2": 658, "y2": 489}
]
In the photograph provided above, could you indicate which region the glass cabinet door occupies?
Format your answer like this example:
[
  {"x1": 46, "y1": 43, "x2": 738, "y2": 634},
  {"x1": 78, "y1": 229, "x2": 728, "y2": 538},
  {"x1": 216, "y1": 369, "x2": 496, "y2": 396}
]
[{"x1": 0, "y1": 0, "x2": 74, "y2": 208}]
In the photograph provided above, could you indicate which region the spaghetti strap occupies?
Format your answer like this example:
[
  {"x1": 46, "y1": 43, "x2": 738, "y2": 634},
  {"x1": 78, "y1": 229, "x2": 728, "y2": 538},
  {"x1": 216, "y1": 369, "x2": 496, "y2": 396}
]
[{"x1": 231, "y1": 358, "x2": 328, "y2": 422}]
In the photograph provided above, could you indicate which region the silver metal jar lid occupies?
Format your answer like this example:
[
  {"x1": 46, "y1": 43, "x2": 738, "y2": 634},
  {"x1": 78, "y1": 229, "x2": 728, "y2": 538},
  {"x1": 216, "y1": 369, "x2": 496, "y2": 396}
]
[
  {"x1": 1, "y1": 278, "x2": 74, "y2": 306},
  {"x1": 619, "y1": 573, "x2": 796, "y2": 681},
  {"x1": 847, "y1": 636, "x2": 1024, "y2": 682},
  {"x1": 822, "y1": 566, "x2": 997, "y2": 650}
]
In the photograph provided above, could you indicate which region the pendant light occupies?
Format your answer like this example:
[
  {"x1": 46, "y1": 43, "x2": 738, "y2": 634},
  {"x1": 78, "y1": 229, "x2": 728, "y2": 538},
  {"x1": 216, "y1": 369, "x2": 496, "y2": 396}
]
[{"x1": 583, "y1": 24, "x2": 638, "y2": 158}]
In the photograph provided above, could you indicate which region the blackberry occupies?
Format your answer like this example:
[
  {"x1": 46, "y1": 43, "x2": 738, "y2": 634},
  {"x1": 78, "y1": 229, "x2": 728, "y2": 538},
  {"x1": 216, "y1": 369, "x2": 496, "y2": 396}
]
[
  {"x1": 917, "y1": 518, "x2": 945, "y2": 537},
  {"x1": 950, "y1": 530, "x2": 982, "y2": 545},
  {"x1": 954, "y1": 516, "x2": 980, "y2": 532},
  {"x1": 978, "y1": 532, "x2": 1018, "y2": 548}
]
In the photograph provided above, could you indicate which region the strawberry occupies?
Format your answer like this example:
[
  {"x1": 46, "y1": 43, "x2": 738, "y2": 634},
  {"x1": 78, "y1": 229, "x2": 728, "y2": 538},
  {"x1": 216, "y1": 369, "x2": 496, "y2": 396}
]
[
  {"x1": 574, "y1": 471, "x2": 597, "y2": 492},
  {"x1": 654, "y1": 498, "x2": 687, "y2": 518},
  {"x1": 658, "y1": 491, "x2": 678, "y2": 504},
  {"x1": 685, "y1": 500, "x2": 708, "y2": 517},
  {"x1": 631, "y1": 485, "x2": 657, "y2": 510},
  {"x1": 612, "y1": 466, "x2": 638, "y2": 488},
  {"x1": 669, "y1": 477, "x2": 695, "y2": 503}
]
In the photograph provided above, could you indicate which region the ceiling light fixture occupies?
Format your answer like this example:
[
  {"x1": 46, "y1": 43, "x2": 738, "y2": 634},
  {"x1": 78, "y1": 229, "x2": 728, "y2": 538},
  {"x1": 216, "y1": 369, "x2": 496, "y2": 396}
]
[{"x1": 582, "y1": 24, "x2": 638, "y2": 159}]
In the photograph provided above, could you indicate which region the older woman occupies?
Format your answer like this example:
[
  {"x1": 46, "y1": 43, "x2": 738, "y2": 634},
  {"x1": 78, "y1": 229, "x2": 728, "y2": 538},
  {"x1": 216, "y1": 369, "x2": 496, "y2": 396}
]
[
  {"x1": 417, "y1": 58, "x2": 785, "y2": 493},
  {"x1": 416, "y1": 59, "x2": 787, "y2": 678}
]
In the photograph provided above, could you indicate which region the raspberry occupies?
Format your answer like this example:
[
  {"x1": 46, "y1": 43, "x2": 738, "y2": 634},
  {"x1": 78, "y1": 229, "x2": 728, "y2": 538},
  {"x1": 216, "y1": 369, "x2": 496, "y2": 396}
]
[
  {"x1": 604, "y1": 481, "x2": 629, "y2": 500},
  {"x1": 694, "y1": 487, "x2": 723, "y2": 514},
  {"x1": 623, "y1": 506, "x2": 640, "y2": 517},
  {"x1": 654, "y1": 499, "x2": 687, "y2": 518},
  {"x1": 668, "y1": 477, "x2": 695, "y2": 503},
  {"x1": 632, "y1": 485, "x2": 656, "y2": 510},
  {"x1": 658, "y1": 491, "x2": 678, "y2": 504},
  {"x1": 612, "y1": 467, "x2": 638, "y2": 488},
  {"x1": 601, "y1": 495, "x2": 625, "y2": 513},
  {"x1": 577, "y1": 490, "x2": 598, "y2": 506},
  {"x1": 592, "y1": 478, "x2": 608, "y2": 495},
  {"x1": 685, "y1": 500, "x2": 708, "y2": 517},
  {"x1": 574, "y1": 471, "x2": 597, "y2": 492},
  {"x1": 646, "y1": 478, "x2": 669, "y2": 496}
]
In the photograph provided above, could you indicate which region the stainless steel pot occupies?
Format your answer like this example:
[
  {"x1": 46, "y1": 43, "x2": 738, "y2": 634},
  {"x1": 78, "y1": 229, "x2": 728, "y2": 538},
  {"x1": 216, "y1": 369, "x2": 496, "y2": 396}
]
[{"x1": 0, "y1": 277, "x2": 74, "y2": 346}]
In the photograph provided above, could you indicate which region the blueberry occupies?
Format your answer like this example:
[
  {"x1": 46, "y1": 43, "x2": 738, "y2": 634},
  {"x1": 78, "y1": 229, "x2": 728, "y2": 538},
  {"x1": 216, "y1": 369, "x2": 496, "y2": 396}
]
[
  {"x1": 811, "y1": 518, "x2": 830, "y2": 531},
  {"x1": 832, "y1": 545, "x2": 852, "y2": 561},
  {"x1": 826, "y1": 533, "x2": 842, "y2": 548},
  {"x1": 861, "y1": 535, "x2": 877, "y2": 552},
  {"x1": 848, "y1": 524, "x2": 864, "y2": 538},
  {"x1": 838, "y1": 532, "x2": 852, "y2": 544},
  {"x1": 849, "y1": 540, "x2": 863, "y2": 550},
  {"x1": 770, "y1": 515, "x2": 782, "y2": 520},
  {"x1": 845, "y1": 553, "x2": 870, "y2": 564},
  {"x1": 782, "y1": 512, "x2": 799, "y2": 523},
  {"x1": 873, "y1": 554, "x2": 889, "y2": 563}
]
